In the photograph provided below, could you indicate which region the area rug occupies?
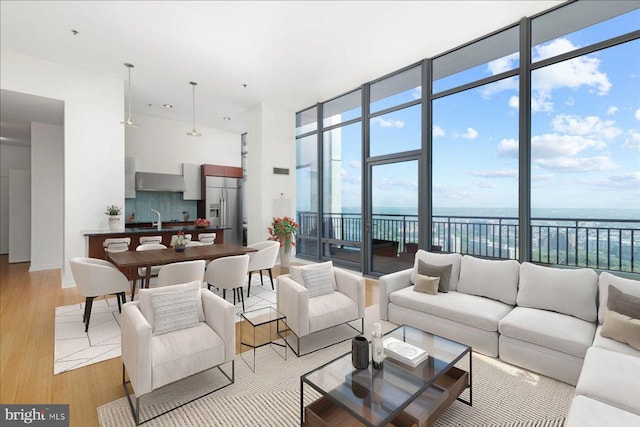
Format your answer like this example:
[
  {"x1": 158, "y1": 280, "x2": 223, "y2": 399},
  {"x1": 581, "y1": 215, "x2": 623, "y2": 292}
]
[
  {"x1": 97, "y1": 305, "x2": 575, "y2": 427},
  {"x1": 53, "y1": 274, "x2": 276, "y2": 374}
]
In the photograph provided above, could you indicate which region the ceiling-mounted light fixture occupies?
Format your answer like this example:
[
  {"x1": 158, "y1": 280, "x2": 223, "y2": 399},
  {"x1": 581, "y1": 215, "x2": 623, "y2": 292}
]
[
  {"x1": 187, "y1": 81, "x2": 202, "y2": 137},
  {"x1": 121, "y1": 63, "x2": 138, "y2": 127}
]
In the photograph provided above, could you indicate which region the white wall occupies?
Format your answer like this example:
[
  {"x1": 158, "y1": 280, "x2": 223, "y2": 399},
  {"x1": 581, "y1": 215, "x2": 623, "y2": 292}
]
[
  {"x1": 0, "y1": 144, "x2": 30, "y2": 254},
  {"x1": 1, "y1": 49, "x2": 124, "y2": 287},
  {"x1": 30, "y1": 122, "x2": 63, "y2": 271},
  {"x1": 125, "y1": 114, "x2": 241, "y2": 174},
  {"x1": 246, "y1": 102, "x2": 296, "y2": 246}
]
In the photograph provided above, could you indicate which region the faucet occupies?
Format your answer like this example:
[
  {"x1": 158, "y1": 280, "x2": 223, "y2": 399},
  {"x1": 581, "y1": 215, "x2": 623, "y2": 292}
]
[{"x1": 151, "y1": 209, "x2": 162, "y2": 230}]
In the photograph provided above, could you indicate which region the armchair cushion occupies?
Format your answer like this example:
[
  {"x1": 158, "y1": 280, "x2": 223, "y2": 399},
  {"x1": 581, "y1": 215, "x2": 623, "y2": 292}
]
[
  {"x1": 149, "y1": 285, "x2": 200, "y2": 336},
  {"x1": 308, "y1": 291, "x2": 358, "y2": 334},
  {"x1": 139, "y1": 280, "x2": 205, "y2": 327},
  {"x1": 301, "y1": 263, "x2": 335, "y2": 298},
  {"x1": 290, "y1": 261, "x2": 337, "y2": 290}
]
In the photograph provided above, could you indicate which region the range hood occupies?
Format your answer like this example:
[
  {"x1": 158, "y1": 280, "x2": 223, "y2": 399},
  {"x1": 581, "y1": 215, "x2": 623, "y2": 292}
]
[{"x1": 135, "y1": 172, "x2": 186, "y2": 192}]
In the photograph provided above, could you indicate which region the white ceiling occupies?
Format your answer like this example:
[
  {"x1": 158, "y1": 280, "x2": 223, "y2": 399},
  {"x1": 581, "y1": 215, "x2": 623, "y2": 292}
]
[{"x1": 0, "y1": 0, "x2": 563, "y2": 140}]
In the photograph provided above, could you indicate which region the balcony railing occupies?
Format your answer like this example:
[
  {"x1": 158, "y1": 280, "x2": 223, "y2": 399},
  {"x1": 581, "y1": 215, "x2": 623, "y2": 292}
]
[{"x1": 296, "y1": 211, "x2": 640, "y2": 273}]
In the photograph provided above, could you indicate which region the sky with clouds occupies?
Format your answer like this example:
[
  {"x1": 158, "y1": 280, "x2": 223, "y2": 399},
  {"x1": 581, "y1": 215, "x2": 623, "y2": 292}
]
[{"x1": 323, "y1": 10, "x2": 639, "y2": 218}]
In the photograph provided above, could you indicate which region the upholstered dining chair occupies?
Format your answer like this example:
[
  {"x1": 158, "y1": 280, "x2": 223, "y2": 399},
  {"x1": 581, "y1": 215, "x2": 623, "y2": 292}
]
[
  {"x1": 198, "y1": 233, "x2": 216, "y2": 245},
  {"x1": 134, "y1": 243, "x2": 167, "y2": 297},
  {"x1": 121, "y1": 282, "x2": 235, "y2": 425},
  {"x1": 69, "y1": 257, "x2": 130, "y2": 332},
  {"x1": 246, "y1": 241, "x2": 280, "y2": 297},
  {"x1": 203, "y1": 255, "x2": 250, "y2": 311},
  {"x1": 277, "y1": 261, "x2": 365, "y2": 356},
  {"x1": 156, "y1": 260, "x2": 205, "y2": 288},
  {"x1": 138, "y1": 235, "x2": 162, "y2": 245},
  {"x1": 103, "y1": 237, "x2": 131, "y2": 259}
]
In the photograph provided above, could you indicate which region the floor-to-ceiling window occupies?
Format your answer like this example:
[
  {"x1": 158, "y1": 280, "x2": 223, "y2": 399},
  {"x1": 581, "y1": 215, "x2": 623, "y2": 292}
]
[
  {"x1": 295, "y1": 1, "x2": 640, "y2": 275},
  {"x1": 296, "y1": 107, "x2": 319, "y2": 258}
]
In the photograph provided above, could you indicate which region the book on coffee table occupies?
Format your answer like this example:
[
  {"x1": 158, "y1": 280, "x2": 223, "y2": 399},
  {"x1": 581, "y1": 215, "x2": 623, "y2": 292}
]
[{"x1": 383, "y1": 337, "x2": 429, "y2": 367}]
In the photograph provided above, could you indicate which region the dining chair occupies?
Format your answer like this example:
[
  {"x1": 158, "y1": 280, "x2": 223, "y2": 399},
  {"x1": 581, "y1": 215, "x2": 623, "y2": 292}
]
[
  {"x1": 103, "y1": 237, "x2": 131, "y2": 259},
  {"x1": 134, "y1": 243, "x2": 167, "y2": 296},
  {"x1": 69, "y1": 257, "x2": 130, "y2": 332},
  {"x1": 246, "y1": 241, "x2": 280, "y2": 297},
  {"x1": 198, "y1": 233, "x2": 216, "y2": 245},
  {"x1": 157, "y1": 260, "x2": 206, "y2": 287},
  {"x1": 186, "y1": 241, "x2": 202, "y2": 247},
  {"x1": 203, "y1": 255, "x2": 250, "y2": 311},
  {"x1": 139, "y1": 235, "x2": 162, "y2": 245}
]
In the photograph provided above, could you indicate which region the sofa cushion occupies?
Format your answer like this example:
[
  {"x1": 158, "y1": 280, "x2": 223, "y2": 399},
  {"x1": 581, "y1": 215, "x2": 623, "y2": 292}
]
[
  {"x1": 598, "y1": 272, "x2": 640, "y2": 324},
  {"x1": 413, "y1": 274, "x2": 439, "y2": 294},
  {"x1": 151, "y1": 322, "x2": 225, "y2": 390},
  {"x1": 411, "y1": 251, "x2": 462, "y2": 291},
  {"x1": 390, "y1": 288, "x2": 513, "y2": 332},
  {"x1": 456, "y1": 255, "x2": 520, "y2": 305},
  {"x1": 499, "y1": 307, "x2": 595, "y2": 358},
  {"x1": 417, "y1": 260, "x2": 450, "y2": 292},
  {"x1": 592, "y1": 325, "x2": 640, "y2": 358},
  {"x1": 308, "y1": 291, "x2": 358, "y2": 334},
  {"x1": 517, "y1": 262, "x2": 598, "y2": 322},
  {"x1": 565, "y1": 396, "x2": 640, "y2": 427},
  {"x1": 576, "y1": 346, "x2": 640, "y2": 415},
  {"x1": 290, "y1": 261, "x2": 337, "y2": 290},
  {"x1": 301, "y1": 263, "x2": 335, "y2": 298}
]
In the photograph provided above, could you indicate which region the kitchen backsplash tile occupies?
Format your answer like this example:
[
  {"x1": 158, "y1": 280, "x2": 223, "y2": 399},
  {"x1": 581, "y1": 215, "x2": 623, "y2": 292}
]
[{"x1": 125, "y1": 192, "x2": 197, "y2": 222}]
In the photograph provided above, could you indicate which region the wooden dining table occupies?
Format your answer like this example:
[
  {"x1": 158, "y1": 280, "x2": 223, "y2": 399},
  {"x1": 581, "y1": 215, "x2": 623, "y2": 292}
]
[{"x1": 107, "y1": 243, "x2": 257, "y2": 293}]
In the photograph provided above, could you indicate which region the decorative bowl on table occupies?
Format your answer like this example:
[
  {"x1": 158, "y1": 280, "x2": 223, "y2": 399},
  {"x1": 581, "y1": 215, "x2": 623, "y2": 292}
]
[{"x1": 195, "y1": 218, "x2": 211, "y2": 228}]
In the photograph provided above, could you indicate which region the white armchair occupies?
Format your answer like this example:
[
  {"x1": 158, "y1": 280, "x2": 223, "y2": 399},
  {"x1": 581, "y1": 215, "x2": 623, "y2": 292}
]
[
  {"x1": 121, "y1": 282, "x2": 235, "y2": 425},
  {"x1": 277, "y1": 261, "x2": 365, "y2": 356}
]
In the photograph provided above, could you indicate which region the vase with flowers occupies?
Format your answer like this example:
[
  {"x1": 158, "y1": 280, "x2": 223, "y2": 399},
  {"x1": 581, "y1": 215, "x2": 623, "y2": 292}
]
[
  {"x1": 173, "y1": 230, "x2": 188, "y2": 252},
  {"x1": 105, "y1": 205, "x2": 123, "y2": 231},
  {"x1": 268, "y1": 216, "x2": 300, "y2": 268}
]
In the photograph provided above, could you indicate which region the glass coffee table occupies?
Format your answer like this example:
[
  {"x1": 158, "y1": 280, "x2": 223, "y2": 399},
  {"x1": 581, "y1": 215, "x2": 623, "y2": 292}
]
[
  {"x1": 300, "y1": 324, "x2": 472, "y2": 427},
  {"x1": 240, "y1": 306, "x2": 288, "y2": 372}
]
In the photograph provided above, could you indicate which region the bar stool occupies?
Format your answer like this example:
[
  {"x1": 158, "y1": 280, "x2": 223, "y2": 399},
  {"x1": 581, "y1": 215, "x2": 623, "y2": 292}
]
[
  {"x1": 139, "y1": 235, "x2": 162, "y2": 245},
  {"x1": 103, "y1": 237, "x2": 131, "y2": 259},
  {"x1": 198, "y1": 233, "x2": 216, "y2": 245}
]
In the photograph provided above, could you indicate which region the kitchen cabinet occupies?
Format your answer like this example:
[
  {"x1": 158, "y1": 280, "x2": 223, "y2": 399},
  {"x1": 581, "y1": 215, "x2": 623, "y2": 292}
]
[
  {"x1": 125, "y1": 156, "x2": 136, "y2": 198},
  {"x1": 182, "y1": 163, "x2": 201, "y2": 200}
]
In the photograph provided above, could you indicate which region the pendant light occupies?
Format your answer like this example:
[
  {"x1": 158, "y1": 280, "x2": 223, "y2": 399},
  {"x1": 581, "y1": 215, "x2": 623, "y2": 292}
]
[
  {"x1": 121, "y1": 63, "x2": 138, "y2": 127},
  {"x1": 187, "y1": 81, "x2": 202, "y2": 136}
]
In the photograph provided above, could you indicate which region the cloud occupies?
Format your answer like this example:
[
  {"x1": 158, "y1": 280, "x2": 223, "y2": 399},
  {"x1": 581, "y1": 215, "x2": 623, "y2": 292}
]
[
  {"x1": 461, "y1": 127, "x2": 478, "y2": 140},
  {"x1": 376, "y1": 177, "x2": 417, "y2": 191},
  {"x1": 535, "y1": 156, "x2": 618, "y2": 172},
  {"x1": 412, "y1": 87, "x2": 422, "y2": 100},
  {"x1": 532, "y1": 92, "x2": 553, "y2": 112},
  {"x1": 433, "y1": 125, "x2": 445, "y2": 138},
  {"x1": 498, "y1": 138, "x2": 518, "y2": 158},
  {"x1": 636, "y1": 108, "x2": 640, "y2": 120},
  {"x1": 372, "y1": 117, "x2": 405, "y2": 128},
  {"x1": 531, "y1": 134, "x2": 605, "y2": 158},
  {"x1": 578, "y1": 172, "x2": 640, "y2": 190},
  {"x1": 470, "y1": 169, "x2": 517, "y2": 178},
  {"x1": 551, "y1": 114, "x2": 621, "y2": 140},
  {"x1": 432, "y1": 184, "x2": 475, "y2": 199},
  {"x1": 623, "y1": 130, "x2": 640, "y2": 150},
  {"x1": 349, "y1": 160, "x2": 361, "y2": 169},
  {"x1": 474, "y1": 180, "x2": 497, "y2": 188},
  {"x1": 487, "y1": 52, "x2": 519, "y2": 75},
  {"x1": 533, "y1": 173, "x2": 555, "y2": 181},
  {"x1": 508, "y1": 96, "x2": 519, "y2": 109},
  {"x1": 481, "y1": 76, "x2": 518, "y2": 98},
  {"x1": 607, "y1": 106, "x2": 619, "y2": 115}
]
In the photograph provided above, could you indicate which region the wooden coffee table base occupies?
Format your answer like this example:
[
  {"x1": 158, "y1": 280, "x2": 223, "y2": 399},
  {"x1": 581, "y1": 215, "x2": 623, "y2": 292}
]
[{"x1": 305, "y1": 367, "x2": 469, "y2": 427}]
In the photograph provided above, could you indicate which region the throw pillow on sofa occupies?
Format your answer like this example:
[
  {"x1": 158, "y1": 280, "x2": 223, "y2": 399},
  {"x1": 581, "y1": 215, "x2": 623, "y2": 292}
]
[
  {"x1": 410, "y1": 250, "x2": 462, "y2": 291},
  {"x1": 600, "y1": 285, "x2": 640, "y2": 350},
  {"x1": 416, "y1": 259, "x2": 451, "y2": 292},
  {"x1": 413, "y1": 274, "x2": 440, "y2": 295}
]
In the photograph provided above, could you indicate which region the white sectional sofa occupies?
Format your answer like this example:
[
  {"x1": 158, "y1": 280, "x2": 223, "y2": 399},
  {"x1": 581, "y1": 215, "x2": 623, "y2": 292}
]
[{"x1": 379, "y1": 250, "x2": 640, "y2": 425}]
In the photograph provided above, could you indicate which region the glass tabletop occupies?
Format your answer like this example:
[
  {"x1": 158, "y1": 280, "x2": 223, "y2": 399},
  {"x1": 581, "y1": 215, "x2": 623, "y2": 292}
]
[
  {"x1": 301, "y1": 324, "x2": 471, "y2": 426},
  {"x1": 240, "y1": 306, "x2": 285, "y2": 327}
]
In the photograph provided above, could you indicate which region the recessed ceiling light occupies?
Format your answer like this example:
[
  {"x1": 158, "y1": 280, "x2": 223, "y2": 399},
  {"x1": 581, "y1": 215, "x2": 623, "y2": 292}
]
[
  {"x1": 163, "y1": 104, "x2": 173, "y2": 109},
  {"x1": 71, "y1": 29, "x2": 79, "y2": 36},
  {"x1": 223, "y1": 116, "x2": 231, "y2": 121}
]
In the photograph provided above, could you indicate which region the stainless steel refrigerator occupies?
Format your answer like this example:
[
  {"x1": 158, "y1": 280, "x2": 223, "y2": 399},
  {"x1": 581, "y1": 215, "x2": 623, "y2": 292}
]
[{"x1": 206, "y1": 176, "x2": 242, "y2": 245}]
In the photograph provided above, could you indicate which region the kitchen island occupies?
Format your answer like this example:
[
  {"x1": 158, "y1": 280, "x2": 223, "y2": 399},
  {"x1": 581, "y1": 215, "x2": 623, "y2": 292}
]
[{"x1": 83, "y1": 225, "x2": 228, "y2": 259}]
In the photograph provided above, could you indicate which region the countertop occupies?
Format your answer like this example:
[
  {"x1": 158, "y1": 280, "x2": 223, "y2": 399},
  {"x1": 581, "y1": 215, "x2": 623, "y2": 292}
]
[{"x1": 82, "y1": 225, "x2": 228, "y2": 236}]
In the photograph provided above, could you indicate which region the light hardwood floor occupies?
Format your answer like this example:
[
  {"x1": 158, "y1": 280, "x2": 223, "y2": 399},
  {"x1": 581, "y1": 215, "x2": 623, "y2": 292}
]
[{"x1": 0, "y1": 255, "x2": 379, "y2": 427}]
